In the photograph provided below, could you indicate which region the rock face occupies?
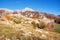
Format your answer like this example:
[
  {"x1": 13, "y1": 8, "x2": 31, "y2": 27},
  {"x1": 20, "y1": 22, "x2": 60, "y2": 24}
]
[
  {"x1": 55, "y1": 17, "x2": 60, "y2": 24},
  {"x1": 21, "y1": 11, "x2": 40, "y2": 18}
]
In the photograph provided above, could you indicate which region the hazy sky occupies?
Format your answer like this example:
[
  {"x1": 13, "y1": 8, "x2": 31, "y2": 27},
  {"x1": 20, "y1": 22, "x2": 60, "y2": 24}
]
[{"x1": 0, "y1": 0, "x2": 60, "y2": 15}]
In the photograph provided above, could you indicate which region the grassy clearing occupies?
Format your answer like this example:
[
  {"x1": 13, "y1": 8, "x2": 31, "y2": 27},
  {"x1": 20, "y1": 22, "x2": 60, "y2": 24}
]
[{"x1": 54, "y1": 23, "x2": 60, "y2": 33}]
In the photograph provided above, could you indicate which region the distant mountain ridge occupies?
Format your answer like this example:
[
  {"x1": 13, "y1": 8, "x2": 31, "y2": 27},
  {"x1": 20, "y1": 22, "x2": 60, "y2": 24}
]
[{"x1": 0, "y1": 8, "x2": 60, "y2": 23}]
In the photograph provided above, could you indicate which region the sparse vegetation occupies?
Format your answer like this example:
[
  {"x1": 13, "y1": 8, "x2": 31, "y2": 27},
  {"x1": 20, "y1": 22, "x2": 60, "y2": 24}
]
[
  {"x1": 54, "y1": 23, "x2": 60, "y2": 33},
  {"x1": 0, "y1": 9, "x2": 60, "y2": 40}
]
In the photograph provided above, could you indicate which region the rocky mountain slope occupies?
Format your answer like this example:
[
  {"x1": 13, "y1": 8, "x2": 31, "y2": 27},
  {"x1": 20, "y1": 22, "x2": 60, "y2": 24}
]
[
  {"x1": 0, "y1": 8, "x2": 60, "y2": 40},
  {"x1": 0, "y1": 8, "x2": 60, "y2": 23}
]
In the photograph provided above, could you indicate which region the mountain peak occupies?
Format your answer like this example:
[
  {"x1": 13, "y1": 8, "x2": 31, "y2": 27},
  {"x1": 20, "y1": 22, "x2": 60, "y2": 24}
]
[{"x1": 22, "y1": 7, "x2": 35, "y2": 12}]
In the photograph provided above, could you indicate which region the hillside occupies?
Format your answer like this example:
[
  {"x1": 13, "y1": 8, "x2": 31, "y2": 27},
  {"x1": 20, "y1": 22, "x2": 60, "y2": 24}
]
[{"x1": 0, "y1": 8, "x2": 60, "y2": 40}]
